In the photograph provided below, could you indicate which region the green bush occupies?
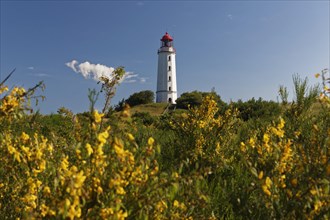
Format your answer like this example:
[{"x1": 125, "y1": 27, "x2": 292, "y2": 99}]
[
  {"x1": 176, "y1": 90, "x2": 226, "y2": 110},
  {"x1": 1, "y1": 72, "x2": 329, "y2": 219},
  {"x1": 125, "y1": 90, "x2": 155, "y2": 107}
]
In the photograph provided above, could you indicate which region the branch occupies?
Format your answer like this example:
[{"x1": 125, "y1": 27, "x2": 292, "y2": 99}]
[{"x1": 0, "y1": 68, "x2": 16, "y2": 87}]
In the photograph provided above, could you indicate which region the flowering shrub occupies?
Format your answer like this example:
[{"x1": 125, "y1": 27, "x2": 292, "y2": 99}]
[
  {"x1": 0, "y1": 84, "x2": 193, "y2": 219},
  {"x1": 241, "y1": 115, "x2": 329, "y2": 218},
  {"x1": 1, "y1": 71, "x2": 329, "y2": 219}
]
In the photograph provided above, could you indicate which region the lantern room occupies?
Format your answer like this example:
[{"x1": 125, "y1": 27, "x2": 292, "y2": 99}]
[{"x1": 160, "y1": 32, "x2": 174, "y2": 48}]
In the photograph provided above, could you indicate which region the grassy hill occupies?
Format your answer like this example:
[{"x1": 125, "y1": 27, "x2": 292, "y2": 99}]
[{"x1": 129, "y1": 102, "x2": 169, "y2": 116}]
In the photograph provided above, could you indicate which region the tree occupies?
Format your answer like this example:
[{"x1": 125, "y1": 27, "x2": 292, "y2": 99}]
[
  {"x1": 99, "y1": 67, "x2": 126, "y2": 114},
  {"x1": 176, "y1": 90, "x2": 226, "y2": 109},
  {"x1": 114, "y1": 98, "x2": 126, "y2": 111},
  {"x1": 231, "y1": 97, "x2": 281, "y2": 121},
  {"x1": 176, "y1": 91, "x2": 203, "y2": 109},
  {"x1": 125, "y1": 90, "x2": 155, "y2": 107}
]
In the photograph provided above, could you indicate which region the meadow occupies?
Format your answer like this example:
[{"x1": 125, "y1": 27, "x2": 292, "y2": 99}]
[{"x1": 0, "y1": 69, "x2": 329, "y2": 219}]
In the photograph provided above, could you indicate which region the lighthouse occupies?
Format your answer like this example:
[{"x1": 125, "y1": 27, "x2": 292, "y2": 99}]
[{"x1": 156, "y1": 32, "x2": 177, "y2": 103}]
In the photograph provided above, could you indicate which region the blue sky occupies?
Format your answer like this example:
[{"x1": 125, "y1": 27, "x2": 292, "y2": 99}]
[{"x1": 1, "y1": 1, "x2": 329, "y2": 113}]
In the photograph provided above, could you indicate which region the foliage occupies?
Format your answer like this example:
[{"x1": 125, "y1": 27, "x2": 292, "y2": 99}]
[
  {"x1": 176, "y1": 90, "x2": 226, "y2": 110},
  {"x1": 114, "y1": 98, "x2": 126, "y2": 111},
  {"x1": 99, "y1": 67, "x2": 126, "y2": 114},
  {"x1": 316, "y1": 68, "x2": 330, "y2": 98},
  {"x1": 0, "y1": 83, "x2": 208, "y2": 219},
  {"x1": 125, "y1": 90, "x2": 155, "y2": 107},
  {"x1": 231, "y1": 98, "x2": 282, "y2": 121},
  {"x1": 132, "y1": 112, "x2": 156, "y2": 126},
  {"x1": 278, "y1": 85, "x2": 289, "y2": 104},
  {"x1": 1, "y1": 71, "x2": 329, "y2": 219}
]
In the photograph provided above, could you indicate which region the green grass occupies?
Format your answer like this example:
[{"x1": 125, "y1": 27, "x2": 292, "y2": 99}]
[{"x1": 129, "y1": 103, "x2": 169, "y2": 116}]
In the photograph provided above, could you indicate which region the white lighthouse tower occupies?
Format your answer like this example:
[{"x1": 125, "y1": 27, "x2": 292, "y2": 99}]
[{"x1": 156, "y1": 32, "x2": 177, "y2": 103}]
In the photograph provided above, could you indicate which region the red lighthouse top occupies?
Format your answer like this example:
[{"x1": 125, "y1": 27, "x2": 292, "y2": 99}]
[{"x1": 161, "y1": 32, "x2": 173, "y2": 42}]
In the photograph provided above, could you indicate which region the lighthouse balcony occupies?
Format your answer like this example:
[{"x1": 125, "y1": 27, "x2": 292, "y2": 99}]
[{"x1": 158, "y1": 47, "x2": 175, "y2": 53}]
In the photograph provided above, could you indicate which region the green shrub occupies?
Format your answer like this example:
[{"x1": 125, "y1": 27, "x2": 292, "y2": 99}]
[{"x1": 125, "y1": 90, "x2": 154, "y2": 107}]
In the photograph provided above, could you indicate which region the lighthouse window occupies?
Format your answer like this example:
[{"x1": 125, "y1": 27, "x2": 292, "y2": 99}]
[
  {"x1": 168, "y1": 56, "x2": 171, "y2": 61},
  {"x1": 168, "y1": 66, "x2": 171, "y2": 71},
  {"x1": 169, "y1": 76, "x2": 171, "y2": 81},
  {"x1": 169, "y1": 86, "x2": 171, "y2": 91}
]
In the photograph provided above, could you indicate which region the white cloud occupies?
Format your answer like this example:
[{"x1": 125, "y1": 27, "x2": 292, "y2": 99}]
[
  {"x1": 65, "y1": 60, "x2": 147, "y2": 84},
  {"x1": 33, "y1": 73, "x2": 50, "y2": 77},
  {"x1": 124, "y1": 79, "x2": 137, "y2": 83},
  {"x1": 227, "y1": 14, "x2": 233, "y2": 20},
  {"x1": 65, "y1": 60, "x2": 78, "y2": 72},
  {"x1": 140, "y1": 77, "x2": 147, "y2": 83},
  {"x1": 27, "y1": 66, "x2": 34, "y2": 70},
  {"x1": 122, "y1": 72, "x2": 148, "y2": 84},
  {"x1": 28, "y1": 73, "x2": 51, "y2": 78},
  {"x1": 124, "y1": 72, "x2": 138, "y2": 79},
  {"x1": 66, "y1": 60, "x2": 115, "y2": 81}
]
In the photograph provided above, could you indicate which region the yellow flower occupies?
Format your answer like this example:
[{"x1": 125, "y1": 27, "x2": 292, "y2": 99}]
[
  {"x1": 314, "y1": 200, "x2": 323, "y2": 212},
  {"x1": 261, "y1": 176, "x2": 273, "y2": 196},
  {"x1": 21, "y1": 146, "x2": 31, "y2": 160},
  {"x1": 179, "y1": 202, "x2": 187, "y2": 211},
  {"x1": 150, "y1": 166, "x2": 159, "y2": 175},
  {"x1": 36, "y1": 180, "x2": 42, "y2": 188},
  {"x1": 97, "y1": 133, "x2": 107, "y2": 145},
  {"x1": 60, "y1": 156, "x2": 69, "y2": 171},
  {"x1": 116, "y1": 186, "x2": 126, "y2": 195},
  {"x1": 8, "y1": 145, "x2": 21, "y2": 162},
  {"x1": 262, "y1": 185, "x2": 271, "y2": 196},
  {"x1": 65, "y1": 198, "x2": 71, "y2": 207},
  {"x1": 0, "y1": 86, "x2": 8, "y2": 94},
  {"x1": 240, "y1": 142, "x2": 246, "y2": 152},
  {"x1": 148, "y1": 137, "x2": 155, "y2": 146},
  {"x1": 97, "y1": 127, "x2": 110, "y2": 145},
  {"x1": 74, "y1": 171, "x2": 86, "y2": 188},
  {"x1": 39, "y1": 160, "x2": 46, "y2": 172},
  {"x1": 20, "y1": 132, "x2": 30, "y2": 142},
  {"x1": 7, "y1": 145, "x2": 15, "y2": 154},
  {"x1": 85, "y1": 143, "x2": 93, "y2": 156},
  {"x1": 48, "y1": 209, "x2": 56, "y2": 216},
  {"x1": 43, "y1": 186, "x2": 51, "y2": 194},
  {"x1": 271, "y1": 127, "x2": 284, "y2": 138},
  {"x1": 114, "y1": 144, "x2": 125, "y2": 156},
  {"x1": 101, "y1": 208, "x2": 114, "y2": 218},
  {"x1": 258, "y1": 171, "x2": 264, "y2": 180},
  {"x1": 35, "y1": 148, "x2": 43, "y2": 160},
  {"x1": 249, "y1": 137, "x2": 256, "y2": 148},
  {"x1": 127, "y1": 133, "x2": 135, "y2": 141},
  {"x1": 278, "y1": 118, "x2": 285, "y2": 129},
  {"x1": 116, "y1": 210, "x2": 128, "y2": 220},
  {"x1": 315, "y1": 73, "x2": 320, "y2": 78},
  {"x1": 93, "y1": 110, "x2": 104, "y2": 123},
  {"x1": 310, "y1": 188, "x2": 318, "y2": 195},
  {"x1": 156, "y1": 200, "x2": 168, "y2": 213},
  {"x1": 265, "y1": 177, "x2": 272, "y2": 188},
  {"x1": 97, "y1": 186, "x2": 103, "y2": 194},
  {"x1": 173, "y1": 200, "x2": 179, "y2": 208},
  {"x1": 263, "y1": 134, "x2": 270, "y2": 144},
  {"x1": 40, "y1": 204, "x2": 49, "y2": 217}
]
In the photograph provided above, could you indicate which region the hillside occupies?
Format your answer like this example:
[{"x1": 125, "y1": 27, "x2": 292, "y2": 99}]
[{"x1": 128, "y1": 102, "x2": 170, "y2": 116}]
